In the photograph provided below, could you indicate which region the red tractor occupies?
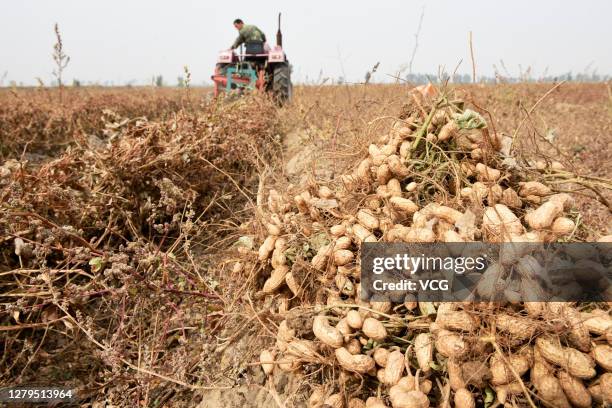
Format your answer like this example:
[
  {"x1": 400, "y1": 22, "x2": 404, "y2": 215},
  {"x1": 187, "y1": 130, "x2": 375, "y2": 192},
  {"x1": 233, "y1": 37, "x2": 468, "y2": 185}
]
[{"x1": 212, "y1": 14, "x2": 292, "y2": 103}]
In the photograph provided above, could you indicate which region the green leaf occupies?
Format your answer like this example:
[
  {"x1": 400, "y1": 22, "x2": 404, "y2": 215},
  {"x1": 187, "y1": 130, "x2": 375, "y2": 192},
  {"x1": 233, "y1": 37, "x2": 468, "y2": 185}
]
[
  {"x1": 484, "y1": 386, "x2": 495, "y2": 408},
  {"x1": 453, "y1": 109, "x2": 487, "y2": 130},
  {"x1": 208, "y1": 279, "x2": 219, "y2": 290},
  {"x1": 429, "y1": 361, "x2": 442, "y2": 371},
  {"x1": 363, "y1": 339, "x2": 375, "y2": 350},
  {"x1": 418, "y1": 301, "x2": 437, "y2": 316},
  {"x1": 309, "y1": 233, "x2": 330, "y2": 252},
  {"x1": 89, "y1": 257, "x2": 104, "y2": 272},
  {"x1": 235, "y1": 236, "x2": 254, "y2": 250}
]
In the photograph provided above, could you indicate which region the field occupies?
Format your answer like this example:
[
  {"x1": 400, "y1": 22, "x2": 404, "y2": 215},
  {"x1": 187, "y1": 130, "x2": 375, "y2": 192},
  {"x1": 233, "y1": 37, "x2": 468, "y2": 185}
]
[{"x1": 1, "y1": 82, "x2": 611, "y2": 407}]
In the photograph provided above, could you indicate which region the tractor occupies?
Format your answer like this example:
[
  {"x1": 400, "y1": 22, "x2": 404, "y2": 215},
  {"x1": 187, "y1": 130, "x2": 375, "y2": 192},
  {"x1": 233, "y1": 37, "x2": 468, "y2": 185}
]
[{"x1": 211, "y1": 14, "x2": 292, "y2": 103}]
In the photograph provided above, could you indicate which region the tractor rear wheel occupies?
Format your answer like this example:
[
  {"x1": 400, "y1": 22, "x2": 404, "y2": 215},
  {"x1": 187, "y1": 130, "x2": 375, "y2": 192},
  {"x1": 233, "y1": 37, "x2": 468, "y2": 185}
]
[{"x1": 271, "y1": 63, "x2": 292, "y2": 103}]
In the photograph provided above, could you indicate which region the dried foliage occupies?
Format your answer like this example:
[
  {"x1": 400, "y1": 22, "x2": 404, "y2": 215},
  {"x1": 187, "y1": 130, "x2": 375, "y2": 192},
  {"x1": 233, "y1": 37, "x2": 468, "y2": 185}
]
[
  {"x1": 1, "y1": 89, "x2": 280, "y2": 405},
  {"x1": 0, "y1": 88, "x2": 195, "y2": 159}
]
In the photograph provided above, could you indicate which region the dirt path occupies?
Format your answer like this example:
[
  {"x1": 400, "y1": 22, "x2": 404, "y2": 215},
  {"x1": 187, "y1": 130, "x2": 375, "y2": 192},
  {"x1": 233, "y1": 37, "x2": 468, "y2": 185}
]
[
  {"x1": 195, "y1": 127, "x2": 322, "y2": 408},
  {"x1": 284, "y1": 130, "x2": 328, "y2": 181}
]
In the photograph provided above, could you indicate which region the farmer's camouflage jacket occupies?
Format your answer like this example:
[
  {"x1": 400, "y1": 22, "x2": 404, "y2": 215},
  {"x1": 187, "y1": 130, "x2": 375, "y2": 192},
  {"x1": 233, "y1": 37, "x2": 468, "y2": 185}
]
[{"x1": 231, "y1": 24, "x2": 267, "y2": 49}]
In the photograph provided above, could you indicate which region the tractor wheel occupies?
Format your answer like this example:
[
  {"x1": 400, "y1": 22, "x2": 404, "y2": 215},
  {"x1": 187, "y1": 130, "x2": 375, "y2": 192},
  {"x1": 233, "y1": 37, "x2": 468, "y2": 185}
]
[{"x1": 271, "y1": 63, "x2": 292, "y2": 104}]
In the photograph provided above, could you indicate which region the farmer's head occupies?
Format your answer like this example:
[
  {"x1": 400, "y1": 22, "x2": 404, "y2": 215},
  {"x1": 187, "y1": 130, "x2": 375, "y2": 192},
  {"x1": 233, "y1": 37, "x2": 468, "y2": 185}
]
[{"x1": 233, "y1": 19, "x2": 244, "y2": 30}]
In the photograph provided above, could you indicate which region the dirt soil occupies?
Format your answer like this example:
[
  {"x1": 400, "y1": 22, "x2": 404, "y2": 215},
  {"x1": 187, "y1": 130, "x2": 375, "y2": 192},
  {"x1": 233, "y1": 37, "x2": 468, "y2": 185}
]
[
  {"x1": 196, "y1": 330, "x2": 306, "y2": 408},
  {"x1": 195, "y1": 128, "x2": 318, "y2": 408}
]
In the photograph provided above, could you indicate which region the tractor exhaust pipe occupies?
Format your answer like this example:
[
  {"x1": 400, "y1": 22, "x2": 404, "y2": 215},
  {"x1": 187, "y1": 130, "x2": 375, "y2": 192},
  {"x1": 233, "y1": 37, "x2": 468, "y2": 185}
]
[{"x1": 276, "y1": 13, "x2": 283, "y2": 47}]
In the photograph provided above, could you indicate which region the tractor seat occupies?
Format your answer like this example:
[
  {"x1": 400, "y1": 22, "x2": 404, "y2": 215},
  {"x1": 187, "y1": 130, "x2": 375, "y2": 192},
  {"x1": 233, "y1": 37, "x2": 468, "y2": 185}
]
[{"x1": 244, "y1": 41, "x2": 265, "y2": 55}]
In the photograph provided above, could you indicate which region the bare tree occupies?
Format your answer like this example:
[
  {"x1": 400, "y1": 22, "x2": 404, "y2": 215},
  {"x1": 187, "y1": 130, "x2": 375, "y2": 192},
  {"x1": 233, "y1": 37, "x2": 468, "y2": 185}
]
[{"x1": 52, "y1": 23, "x2": 70, "y2": 101}]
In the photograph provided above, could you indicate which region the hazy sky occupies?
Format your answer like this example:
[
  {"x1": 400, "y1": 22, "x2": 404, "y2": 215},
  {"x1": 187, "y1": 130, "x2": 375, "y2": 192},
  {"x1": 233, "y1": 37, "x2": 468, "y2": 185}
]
[{"x1": 2, "y1": 0, "x2": 611, "y2": 85}]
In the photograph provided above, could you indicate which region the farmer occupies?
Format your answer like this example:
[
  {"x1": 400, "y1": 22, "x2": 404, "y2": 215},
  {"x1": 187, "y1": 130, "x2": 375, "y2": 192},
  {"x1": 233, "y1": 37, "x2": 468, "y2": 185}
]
[{"x1": 230, "y1": 19, "x2": 268, "y2": 54}]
